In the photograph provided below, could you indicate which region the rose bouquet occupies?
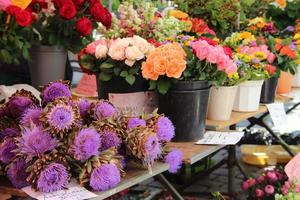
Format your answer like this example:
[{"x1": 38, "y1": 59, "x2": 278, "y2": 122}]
[
  {"x1": 27, "y1": 0, "x2": 112, "y2": 52},
  {"x1": 242, "y1": 168, "x2": 300, "y2": 200},
  {"x1": 0, "y1": 1, "x2": 34, "y2": 64},
  {"x1": 78, "y1": 35, "x2": 154, "y2": 85},
  {"x1": 0, "y1": 80, "x2": 182, "y2": 193}
]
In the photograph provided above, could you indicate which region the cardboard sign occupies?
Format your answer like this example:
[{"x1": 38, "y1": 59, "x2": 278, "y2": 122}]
[
  {"x1": 266, "y1": 103, "x2": 289, "y2": 130},
  {"x1": 75, "y1": 74, "x2": 98, "y2": 97},
  {"x1": 196, "y1": 131, "x2": 244, "y2": 145},
  {"x1": 285, "y1": 153, "x2": 300, "y2": 186},
  {"x1": 109, "y1": 91, "x2": 158, "y2": 116},
  {"x1": 12, "y1": 0, "x2": 32, "y2": 9},
  {"x1": 22, "y1": 181, "x2": 98, "y2": 200}
]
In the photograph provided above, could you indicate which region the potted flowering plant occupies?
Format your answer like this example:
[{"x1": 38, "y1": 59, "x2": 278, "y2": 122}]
[
  {"x1": 0, "y1": 1, "x2": 34, "y2": 65},
  {"x1": 142, "y1": 35, "x2": 237, "y2": 141},
  {"x1": 78, "y1": 35, "x2": 154, "y2": 99},
  {"x1": 27, "y1": 0, "x2": 112, "y2": 88}
]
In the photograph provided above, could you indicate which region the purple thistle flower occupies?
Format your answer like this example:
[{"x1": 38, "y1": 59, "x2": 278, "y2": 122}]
[
  {"x1": 42, "y1": 82, "x2": 71, "y2": 105},
  {"x1": 37, "y1": 163, "x2": 69, "y2": 193},
  {"x1": 92, "y1": 101, "x2": 117, "y2": 120},
  {"x1": 76, "y1": 99, "x2": 92, "y2": 118},
  {"x1": 7, "y1": 96, "x2": 35, "y2": 118},
  {"x1": 0, "y1": 128, "x2": 20, "y2": 141},
  {"x1": 48, "y1": 105, "x2": 75, "y2": 132},
  {"x1": 156, "y1": 116, "x2": 175, "y2": 142},
  {"x1": 20, "y1": 107, "x2": 43, "y2": 127},
  {"x1": 71, "y1": 128, "x2": 101, "y2": 161},
  {"x1": 100, "y1": 130, "x2": 122, "y2": 151},
  {"x1": 0, "y1": 138, "x2": 17, "y2": 164},
  {"x1": 127, "y1": 118, "x2": 146, "y2": 129},
  {"x1": 19, "y1": 126, "x2": 57, "y2": 159},
  {"x1": 144, "y1": 135, "x2": 161, "y2": 165},
  {"x1": 165, "y1": 150, "x2": 183, "y2": 173},
  {"x1": 89, "y1": 164, "x2": 121, "y2": 191},
  {"x1": 7, "y1": 158, "x2": 30, "y2": 188}
]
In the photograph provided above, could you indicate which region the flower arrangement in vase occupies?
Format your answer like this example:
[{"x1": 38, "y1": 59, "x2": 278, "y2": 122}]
[{"x1": 0, "y1": 80, "x2": 182, "y2": 193}]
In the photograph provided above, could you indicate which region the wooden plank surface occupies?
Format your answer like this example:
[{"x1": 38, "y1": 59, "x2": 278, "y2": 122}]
[
  {"x1": 206, "y1": 95, "x2": 292, "y2": 131},
  {"x1": 166, "y1": 142, "x2": 225, "y2": 164}
]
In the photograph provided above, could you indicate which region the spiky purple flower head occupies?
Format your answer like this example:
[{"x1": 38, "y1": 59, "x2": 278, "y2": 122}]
[
  {"x1": 7, "y1": 90, "x2": 38, "y2": 119},
  {"x1": 41, "y1": 81, "x2": 71, "y2": 105},
  {"x1": 71, "y1": 128, "x2": 101, "y2": 161},
  {"x1": 75, "y1": 98, "x2": 92, "y2": 119},
  {"x1": 89, "y1": 164, "x2": 121, "y2": 191},
  {"x1": 92, "y1": 101, "x2": 117, "y2": 120},
  {"x1": 47, "y1": 104, "x2": 76, "y2": 132},
  {"x1": 19, "y1": 126, "x2": 57, "y2": 159},
  {"x1": 37, "y1": 163, "x2": 69, "y2": 193},
  {"x1": 165, "y1": 149, "x2": 183, "y2": 173},
  {"x1": 0, "y1": 138, "x2": 17, "y2": 164},
  {"x1": 127, "y1": 118, "x2": 146, "y2": 129},
  {"x1": 100, "y1": 130, "x2": 122, "y2": 151},
  {"x1": 20, "y1": 107, "x2": 43, "y2": 127},
  {"x1": 156, "y1": 116, "x2": 175, "y2": 142},
  {"x1": 144, "y1": 135, "x2": 161, "y2": 165},
  {"x1": 7, "y1": 158, "x2": 30, "y2": 188},
  {"x1": 0, "y1": 128, "x2": 20, "y2": 141}
]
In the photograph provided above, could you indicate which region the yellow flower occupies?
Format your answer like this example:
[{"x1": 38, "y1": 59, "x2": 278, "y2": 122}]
[
  {"x1": 294, "y1": 33, "x2": 300, "y2": 40},
  {"x1": 239, "y1": 31, "x2": 253, "y2": 40},
  {"x1": 169, "y1": 10, "x2": 189, "y2": 20},
  {"x1": 248, "y1": 17, "x2": 265, "y2": 26},
  {"x1": 213, "y1": 37, "x2": 220, "y2": 43},
  {"x1": 228, "y1": 72, "x2": 239, "y2": 80},
  {"x1": 257, "y1": 22, "x2": 266, "y2": 28},
  {"x1": 254, "y1": 51, "x2": 267, "y2": 61},
  {"x1": 252, "y1": 64, "x2": 261, "y2": 69}
]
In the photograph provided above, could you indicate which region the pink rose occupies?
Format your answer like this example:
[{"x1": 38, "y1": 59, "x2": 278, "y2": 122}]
[
  {"x1": 85, "y1": 40, "x2": 105, "y2": 55},
  {"x1": 225, "y1": 62, "x2": 237, "y2": 74},
  {"x1": 95, "y1": 44, "x2": 108, "y2": 59},
  {"x1": 0, "y1": 0, "x2": 11, "y2": 11},
  {"x1": 281, "y1": 181, "x2": 291, "y2": 195},
  {"x1": 267, "y1": 53, "x2": 276, "y2": 63},
  {"x1": 264, "y1": 185, "x2": 275, "y2": 194},
  {"x1": 206, "y1": 48, "x2": 219, "y2": 64},
  {"x1": 255, "y1": 189, "x2": 264, "y2": 198},
  {"x1": 241, "y1": 178, "x2": 256, "y2": 191},
  {"x1": 257, "y1": 175, "x2": 265, "y2": 183},
  {"x1": 266, "y1": 171, "x2": 278, "y2": 182},
  {"x1": 285, "y1": 153, "x2": 300, "y2": 187},
  {"x1": 108, "y1": 38, "x2": 130, "y2": 60},
  {"x1": 192, "y1": 40, "x2": 210, "y2": 61},
  {"x1": 131, "y1": 35, "x2": 153, "y2": 55}
]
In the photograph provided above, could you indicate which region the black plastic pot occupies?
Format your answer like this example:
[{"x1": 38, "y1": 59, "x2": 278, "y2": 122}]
[
  {"x1": 96, "y1": 75, "x2": 148, "y2": 99},
  {"x1": 260, "y1": 77, "x2": 278, "y2": 104},
  {"x1": 158, "y1": 80, "x2": 211, "y2": 142}
]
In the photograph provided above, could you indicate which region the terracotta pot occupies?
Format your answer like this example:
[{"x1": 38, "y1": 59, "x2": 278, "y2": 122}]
[
  {"x1": 277, "y1": 71, "x2": 293, "y2": 94},
  {"x1": 207, "y1": 86, "x2": 238, "y2": 121}
]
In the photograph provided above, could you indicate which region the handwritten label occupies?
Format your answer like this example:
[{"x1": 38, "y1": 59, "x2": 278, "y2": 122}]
[
  {"x1": 266, "y1": 103, "x2": 289, "y2": 130},
  {"x1": 75, "y1": 74, "x2": 98, "y2": 97},
  {"x1": 109, "y1": 91, "x2": 158, "y2": 116},
  {"x1": 22, "y1": 181, "x2": 98, "y2": 200},
  {"x1": 12, "y1": 0, "x2": 32, "y2": 9},
  {"x1": 196, "y1": 131, "x2": 244, "y2": 145}
]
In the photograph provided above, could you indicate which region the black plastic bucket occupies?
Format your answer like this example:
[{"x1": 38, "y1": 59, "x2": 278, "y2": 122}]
[
  {"x1": 96, "y1": 75, "x2": 148, "y2": 99},
  {"x1": 260, "y1": 77, "x2": 278, "y2": 104},
  {"x1": 158, "y1": 80, "x2": 211, "y2": 142}
]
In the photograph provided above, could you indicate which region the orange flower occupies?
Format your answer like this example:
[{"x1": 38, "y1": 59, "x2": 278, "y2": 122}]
[
  {"x1": 153, "y1": 58, "x2": 167, "y2": 75},
  {"x1": 169, "y1": 10, "x2": 189, "y2": 20},
  {"x1": 280, "y1": 46, "x2": 296, "y2": 59},
  {"x1": 185, "y1": 19, "x2": 193, "y2": 32},
  {"x1": 275, "y1": 43, "x2": 282, "y2": 51},
  {"x1": 249, "y1": 25, "x2": 257, "y2": 31},
  {"x1": 141, "y1": 61, "x2": 159, "y2": 80},
  {"x1": 166, "y1": 59, "x2": 186, "y2": 78}
]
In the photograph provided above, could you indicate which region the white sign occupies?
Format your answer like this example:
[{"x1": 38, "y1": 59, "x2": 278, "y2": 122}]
[
  {"x1": 196, "y1": 131, "x2": 244, "y2": 145},
  {"x1": 266, "y1": 103, "x2": 289, "y2": 131},
  {"x1": 22, "y1": 180, "x2": 98, "y2": 200}
]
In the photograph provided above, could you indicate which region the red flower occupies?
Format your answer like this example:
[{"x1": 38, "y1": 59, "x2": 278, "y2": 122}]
[
  {"x1": 76, "y1": 17, "x2": 93, "y2": 36},
  {"x1": 222, "y1": 46, "x2": 233, "y2": 59},
  {"x1": 192, "y1": 18, "x2": 216, "y2": 36},
  {"x1": 15, "y1": 9, "x2": 33, "y2": 27},
  {"x1": 89, "y1": 0, "x2": 100, "y2": 5},
  {"x1": 198, "y1": 36, "x2": 217, "y2": 46},
  {"x1": 59, "y1": 2, "x2": 77, "y2": 20},
  {"x1": 73, "y1": 0, "x2": 85, "y2": 7},
  {"x1": 265, "y1": 64, "x2": 277, "y2": 75},
  {"x1": 54, "y1": 0, "x2": 73, "y2": 7},
  {"x1": 6, "y1": 5, "x2": 21, "y2": 16},
  {"x1": 89, "y1": 2, "x2": 103, "y2": 21},
  {"x1": 147, "y1": 39, "x2": 161, "y2": 47}
]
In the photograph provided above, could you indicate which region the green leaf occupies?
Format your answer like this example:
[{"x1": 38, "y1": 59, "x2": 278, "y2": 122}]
[
  {"x1": 114, "y1": 67, "x2": 122, "y2": 76},
  {"x1": 125, "y1": 74, "x2": 136, "y2": 85},
  {"x1": 22, "y1": 47, "x2": 30, "y2": 61},
  {"x1": 157, "y1": 79, "x2": 171, "y2": 94},
  {"x1": 149, "y1": 80, "x2": 157, "y2": 90},
  {"x1": 100, "y1": 62, "x2": 114, "y2": 69},
  {"x1": 79, "y1": 54, "x2": 95, "y2": 71},
  {"x1": 99, "y1": 72, "x2": 112, "y2": 81},
  {"x1": 129, "y1": 65, "x2": 140, "y2": 74},
  {"x1": 120, "y1": 70, "x2": 128, "y2": 77}
]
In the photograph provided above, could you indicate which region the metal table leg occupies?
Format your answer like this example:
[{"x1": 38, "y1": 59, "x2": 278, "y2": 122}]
[
  {"x1": 227, "y1": 145, "x2": 235, "y2": 195},
  {"x1": 155, "y1": 174, "x2": 184, "y2": 200}
]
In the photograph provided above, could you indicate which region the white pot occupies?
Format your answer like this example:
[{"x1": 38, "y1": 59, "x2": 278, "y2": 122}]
[
  {"x1": 207, "y1": 86, "x2": 238, "y2": 121},
  {"x1": 292, "y1": 66, "x2": 300, "y2": 87},
  {"x1": 233, "y1": 80, "x2": 264, "y2": 112}
]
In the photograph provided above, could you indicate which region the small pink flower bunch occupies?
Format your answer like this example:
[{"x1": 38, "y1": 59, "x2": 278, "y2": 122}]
[
  {"x1": 191, "y1": 39, "x2": 237, "y2": 74},
  {"x1": 78, "y1": 35, "x2": 154, "y2": 85},
  {"x1": 238, "y1": 44, "x2": 276, "y2": 64}
]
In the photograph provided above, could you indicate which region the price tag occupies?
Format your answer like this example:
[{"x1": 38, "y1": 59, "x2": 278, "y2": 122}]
[
  {"x1": 266, "y1": 103, "x2": 289, "y2": 130},
  {"x1": 196, "y1": 131, "x2": 244, "y2": 145},
  {"x1": 12, "y1": 0, "x2": 32, "y2": 9}
]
